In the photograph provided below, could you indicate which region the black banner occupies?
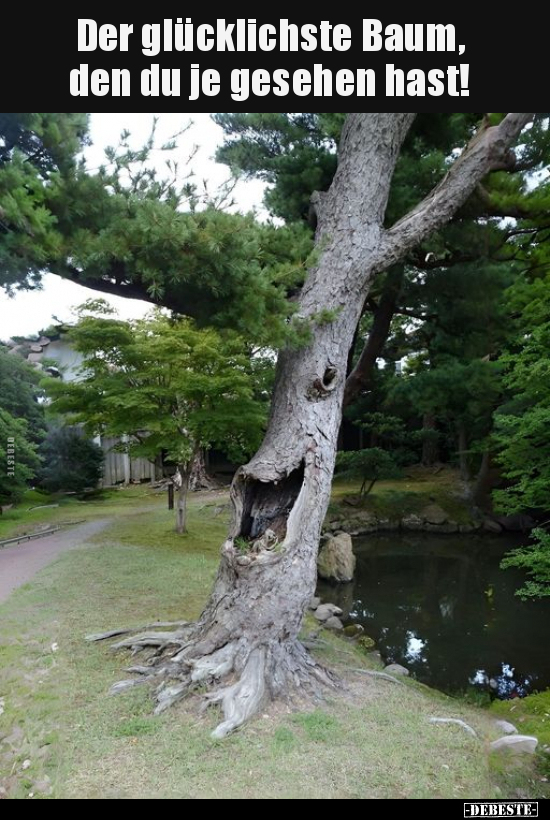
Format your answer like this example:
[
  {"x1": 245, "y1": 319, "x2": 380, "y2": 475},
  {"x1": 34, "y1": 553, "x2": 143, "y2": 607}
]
[{"x1": 5, "y1": 11, "x2": 545, "y2": 108}]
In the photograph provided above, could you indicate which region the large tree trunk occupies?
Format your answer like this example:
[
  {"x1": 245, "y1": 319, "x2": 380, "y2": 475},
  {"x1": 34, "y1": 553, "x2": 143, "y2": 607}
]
[{"x1": 96, "y1": 113, "x2": 533, "y2": 739}]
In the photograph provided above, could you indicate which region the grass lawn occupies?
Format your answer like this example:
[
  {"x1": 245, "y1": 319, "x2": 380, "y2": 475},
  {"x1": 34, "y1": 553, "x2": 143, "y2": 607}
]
[
  {"x1": 0, "y1": 486, "x2": 165, "y2": 543},
  {"x1": 0, "y1": 488, "x2": 548, "y2": 799}
]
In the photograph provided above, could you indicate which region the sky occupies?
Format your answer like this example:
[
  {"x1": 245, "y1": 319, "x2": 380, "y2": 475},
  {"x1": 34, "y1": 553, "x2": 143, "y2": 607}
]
[{"x1": 0, "y1": 113, "x2": 266, "y2": 340}]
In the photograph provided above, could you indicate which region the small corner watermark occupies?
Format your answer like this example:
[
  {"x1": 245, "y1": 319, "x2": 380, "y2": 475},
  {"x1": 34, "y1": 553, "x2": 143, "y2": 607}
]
[
  {"x1": 6, "y1": 437, "x2": 15, "y2": 478},
  {"x1": 464, "y1": 804, "x2": 538, "y2": 818}
]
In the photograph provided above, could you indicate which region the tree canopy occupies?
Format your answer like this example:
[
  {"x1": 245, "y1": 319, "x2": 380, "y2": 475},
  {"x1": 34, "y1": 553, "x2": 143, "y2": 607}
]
[
  {"x1": 336, "y1": 448, "x2": 401, "y2": 497},
  {"x1": 0, "y1": 345, "x2": 46, "y2": 445},
  {"x1": 0, "y1": 345, "x2": 45, "y2": 507},
  {"x1": 0, "y1": 408, "x2": 41, "y2": 508},
  {"x1": 0, "y1": 113, "x2": 310, "y2": 344},
  {"x1": 45, "y1": 306, "x2": 269, "y2": 531}
]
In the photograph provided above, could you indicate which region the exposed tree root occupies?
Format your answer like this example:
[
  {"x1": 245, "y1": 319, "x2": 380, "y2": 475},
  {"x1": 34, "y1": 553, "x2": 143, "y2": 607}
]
[
  {"x1": 85, "y1": 622, "x2": 190, "y2": 643},
  {"x1": 92, "y1": 451, "x2": 339, "y2": 737},
  {"x1": 96, "y1": 621, "x2": 338, "y2": 738},
  {"x1": 203, "y1": 648, "x2": 267, "y2": 740}
]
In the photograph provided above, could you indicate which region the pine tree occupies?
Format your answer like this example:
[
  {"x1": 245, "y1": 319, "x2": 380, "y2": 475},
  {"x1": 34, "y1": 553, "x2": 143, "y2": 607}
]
[
  {"x1": 38, "y1": 427, "x2": 104, "y2": 494},
  {"x1": 2, "y1": 113, "x2": 543, "y2": 736},
  {"x1": 0, "y1": 114, "x2": 310, "y2": 343}
]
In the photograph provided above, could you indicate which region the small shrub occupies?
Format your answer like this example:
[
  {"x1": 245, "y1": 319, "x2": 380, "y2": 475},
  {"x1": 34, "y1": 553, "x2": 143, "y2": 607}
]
[
  {"x1": 336, "y1": 448, "x2": 401, "y2": 497},
  {"x1": 38, "y1": 427, "x2": 103, "y2": 494}
]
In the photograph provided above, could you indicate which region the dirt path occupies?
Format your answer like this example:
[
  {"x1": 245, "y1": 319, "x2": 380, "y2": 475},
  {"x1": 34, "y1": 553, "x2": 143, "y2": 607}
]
[{"x1": 0, "y1": 519, "x2": 110, "y2": 604}]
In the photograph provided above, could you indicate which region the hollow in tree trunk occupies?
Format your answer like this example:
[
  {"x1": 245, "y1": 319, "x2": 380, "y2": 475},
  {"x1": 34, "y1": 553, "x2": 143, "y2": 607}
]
[{"x1": 91, "y1": 113, "x2": 534, "y2": 738}]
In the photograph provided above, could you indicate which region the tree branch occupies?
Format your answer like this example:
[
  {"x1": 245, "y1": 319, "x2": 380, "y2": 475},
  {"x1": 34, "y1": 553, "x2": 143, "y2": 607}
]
[
  {"x1": 62, "y1": 265, "x2": 158, "y2": 306},
  {"x1": 378, "y1": 114, "x2": 535, "y2": 269}
]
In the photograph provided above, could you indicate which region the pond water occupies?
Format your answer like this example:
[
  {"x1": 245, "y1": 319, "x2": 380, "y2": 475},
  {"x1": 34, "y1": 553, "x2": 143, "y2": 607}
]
[{"x1": 317, "y1": 533, "x2": 550, "y2": 699}]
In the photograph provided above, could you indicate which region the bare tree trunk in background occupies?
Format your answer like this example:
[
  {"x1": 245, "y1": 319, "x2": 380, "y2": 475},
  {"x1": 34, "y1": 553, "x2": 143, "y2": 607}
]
[
  {"x1": 474, "y1": 451, "x2": 500, "y2": 512},
  {"x1": 98, "y1": 113, "x2": 534, "y2": 738},
  {"x1": 458, "y1": 422, "x2": 471, "y2": 482},
  {"x1": 344, "y1": 266, "x2": 405, "y2": 407},
  {"x1": 175, "y1": 463, "x2": 190, "y2": 535},
  {"x1": 189, "y1": 449, "x2": 219, "y2": 492},
  {"x1": 422, "y1": 413, "x2": 440, "y2": 466}
]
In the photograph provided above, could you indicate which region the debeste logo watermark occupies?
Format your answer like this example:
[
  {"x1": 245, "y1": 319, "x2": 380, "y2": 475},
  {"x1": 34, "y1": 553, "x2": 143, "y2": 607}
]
[
  {"x1": 464, "y1": 804, "x2": 538, "y2": 818},
  {"x1": 6, "y1": 436, "x2": 15, "y2": 478}
]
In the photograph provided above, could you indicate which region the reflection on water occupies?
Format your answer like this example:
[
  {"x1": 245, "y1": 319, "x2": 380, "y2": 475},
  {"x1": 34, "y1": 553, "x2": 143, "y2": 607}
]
[{"x1": 317, "y1": 533, "x2": 550, "y2": 698}]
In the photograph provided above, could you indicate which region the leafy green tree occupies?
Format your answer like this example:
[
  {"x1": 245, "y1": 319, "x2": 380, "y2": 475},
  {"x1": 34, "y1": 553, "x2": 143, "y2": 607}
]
[
  {"x1": 215, "y1": 113, "x2": 506, "y2": 228},
  {"x1": 353, "y1": 412, "x2": 419, "y2": 468},
  {"x1": 0, "y1": 346, "x2": 46, "y2": 445},
  {"x1": 336, "y1": 448, "x2": 401, "y2": 497},
  {"x1": 494, "y1": 274, "x2": 550, "y2": 513},
  {"x1": 46, "y1": 307, "x2": 267, "y2": 533},
  {"x1": 37, "y1": 426, "x2": 103, "y2": 494},
  {"x1": 0, "y1": 342, "x2": 46, "y2": 508},
  {"x1": 494, "y1": 272, "x2": 550, "y2": 596},
  {"x1": 0, "y1": 113, "x2": 89, "y2": 293},
  {"x1": 502, "y1": 530, "x2": 550, "y2": 599},
  {"x1": 0, "y1": 408, "x2": 41, "y2": 508}
]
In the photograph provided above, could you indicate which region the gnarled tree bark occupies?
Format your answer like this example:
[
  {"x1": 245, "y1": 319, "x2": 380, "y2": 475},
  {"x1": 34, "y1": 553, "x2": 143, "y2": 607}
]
[{"x1": 99, "y1": 113, "x2": 534, "y2": 738}]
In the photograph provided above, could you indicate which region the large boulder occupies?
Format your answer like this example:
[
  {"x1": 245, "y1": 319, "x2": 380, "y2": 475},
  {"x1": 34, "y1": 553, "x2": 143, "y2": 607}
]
[
  {"x1": 459, "y1": 522, "x2": 481, "y2": 533},
  {"x1": 483, "y1": 519, "x2": 503, "y2": 534},
  {"x1": 493, "y1": 720, "x2": 518, "y2": 736},
  {"x1": 384, "y1": 664, "x2": 410, "y2": 677},
  {"x1": 495, "y1": 514, "x2": 536, "y2": 532},
  {"x1": 318, "y1": 533, "x2": 356, "y2": 583},
  {"x1": 324, "y1": 616, "x2": 345, "y2": 631},
  {"x1": 421, "y1": 504, "x2": 448, "y2": 526},
  {"x1": 314, "y1": 603, "x2": 343, "y2": 622},
  {"x1": 402, "y1": 514, "x2": 424, "y2": 531},
  {"x1": 490, "y1": 736, "x2": 538, "y2": 755},
  {"x1": 377, "y1": 519, "x2": 400, "y2": 532}
]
